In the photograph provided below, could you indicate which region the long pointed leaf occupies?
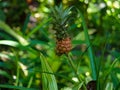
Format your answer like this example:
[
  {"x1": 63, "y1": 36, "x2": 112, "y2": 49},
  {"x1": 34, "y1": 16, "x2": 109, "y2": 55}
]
[
  {"x1": 0, "y1": 84, "x2": 37, "y2": 90},
  {"x1": 0, "y1": 21, "x2": 28, "y2": 46},
  {"x1": 40, "y1": 53, "x2": 58, "y2": 90}
]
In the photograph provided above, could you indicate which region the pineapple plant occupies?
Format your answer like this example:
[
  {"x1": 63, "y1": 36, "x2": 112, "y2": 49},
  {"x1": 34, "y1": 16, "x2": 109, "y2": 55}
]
[{"x1": 51, "y1": 4, "x2": 72, "y2": 55}]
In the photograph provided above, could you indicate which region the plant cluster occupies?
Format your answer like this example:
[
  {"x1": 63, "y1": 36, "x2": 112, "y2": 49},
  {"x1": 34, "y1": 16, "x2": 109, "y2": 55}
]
[{"x1": 0, "y1": 0, "x2": 120, "y2": 90}]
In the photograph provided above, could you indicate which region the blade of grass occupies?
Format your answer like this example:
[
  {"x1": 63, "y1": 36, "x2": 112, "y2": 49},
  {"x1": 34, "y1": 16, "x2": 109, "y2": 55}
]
[
  {"x1": 27, "y1": 18, "x2": 52, "y2": 38},
  {"x1": 27, "y1": 76, "x2": 34, "y2": 88},
  {"x1": 105, "y1": 83, "x2": 113, "y2": 90},
  {"x1": 103, "y1": 57, "x2": 120, "y2": 88},
  {"x1": 0, "y1": 70, "x2": 11, "y2": 79},
  {"x1": 16, "y1": 59, "x2": 20, "y2": 86},
  {"x1": 0, "y1": 84, "x2": 37, "y2": 90},
  {"x1": 97, "y1": 35, "x2": 109, "y2": 90},
  {"x1": 28, "y1": 69, "x2": 76, "y2": 83},
  {"x1": 0, "y1": 61, "x2": 12, "y2": 69},
  {"x1": 0, "y1": 40, "x2": 38, "y2": 55},
  {"x1": 66, "y1": 53, "x2": 87, "y2": 90},
  {"x1": 72, "y1": 82, "x2": 84, "y2": 90},
  {"x1": 67, "y1": 53, "x2": 81, "y2": 81},
  {"x1": 0, "y1": 21, "x2": 28, "y2": 46},
  {"x1": 40, "y1": 53, "x2": 58, "y2": 90},
  {"x1": 0, "y1": 21, "x2": 40, "y2": 55},
  {"x1": 111, "y1": 71, "x2": 119, "y2": 89},
  {"x1": 77, "y1": 9, "x2": 97, "y2": 80},
  {"x1": 76, "y1": 45, "x2": 90, "y2": 72},
  {"x1": 12, "y1": 50, "x2": 20, "y2": 86},
  {"x1": 22, "y1": 13, "x2": 31, "y2": 34},
  {"x1": 0, "y1": 32, "x2": 13, "y2": 40},
  {"x1": 0, "y1": 40, "x2": 19, "y2": 47}
]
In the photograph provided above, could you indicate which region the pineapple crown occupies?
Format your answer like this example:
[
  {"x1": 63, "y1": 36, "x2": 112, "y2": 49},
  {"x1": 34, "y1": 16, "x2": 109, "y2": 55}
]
[{"x1": 51, "y1": 4, "x2": 73, "y2": 40}]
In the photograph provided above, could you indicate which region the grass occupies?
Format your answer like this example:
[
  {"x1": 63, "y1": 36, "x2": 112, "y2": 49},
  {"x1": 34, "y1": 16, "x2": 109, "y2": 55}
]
[
  {"x1": 0, "y1": 84, "x2": 36, "y2": 90},
  {"x1": 77, "y1": 9, "x2": 97, "y2": 80}
]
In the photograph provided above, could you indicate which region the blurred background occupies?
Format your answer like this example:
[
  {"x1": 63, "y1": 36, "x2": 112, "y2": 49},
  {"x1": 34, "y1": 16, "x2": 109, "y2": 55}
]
[{"x1": 0, "y1": 0, "x2": 120, "y2": 90}]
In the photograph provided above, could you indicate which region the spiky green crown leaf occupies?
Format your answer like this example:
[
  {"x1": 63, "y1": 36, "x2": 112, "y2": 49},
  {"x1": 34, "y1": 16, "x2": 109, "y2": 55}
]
[{"x1": 51, "y1": 4, "x2": 72, "y2": 40}]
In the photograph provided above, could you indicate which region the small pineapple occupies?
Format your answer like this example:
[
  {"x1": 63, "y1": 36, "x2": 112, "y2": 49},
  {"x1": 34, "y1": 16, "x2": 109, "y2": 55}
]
[{"x1": 51, "y1": 4, "x2": 72, "y2": 55}]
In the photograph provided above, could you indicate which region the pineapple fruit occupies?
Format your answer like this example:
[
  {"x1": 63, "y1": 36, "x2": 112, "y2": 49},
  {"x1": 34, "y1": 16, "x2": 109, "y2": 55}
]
[{"x1": 51, "y1": 4, "x2": 72, "y2": 55}]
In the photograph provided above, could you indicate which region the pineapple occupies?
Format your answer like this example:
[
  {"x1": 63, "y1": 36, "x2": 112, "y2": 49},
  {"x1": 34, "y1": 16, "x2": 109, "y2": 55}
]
[{"x1": 51, "y1": 4, "x2": 72, "y2": 55}]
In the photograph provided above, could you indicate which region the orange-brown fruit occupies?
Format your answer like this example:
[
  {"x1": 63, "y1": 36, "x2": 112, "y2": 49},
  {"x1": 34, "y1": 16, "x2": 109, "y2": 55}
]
[{"x1": 56, "y1": 37, "x2": 72, "y2": 55}]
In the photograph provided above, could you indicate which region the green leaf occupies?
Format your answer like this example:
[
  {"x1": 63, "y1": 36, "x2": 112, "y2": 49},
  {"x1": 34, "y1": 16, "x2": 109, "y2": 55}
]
[
  {"x1": 27, "y1": 18, "x2": 51, "y2": 38},
  {"x1": 22, "y1": 13, "x2": 31, "y2": 34},
  {"x1": 105, "y1": 83, "x2": 113, "y2": 90},
  {"x1": 0, "y1": 40, "x2": 38, "y2": 55},
  {"x1": 0, "y1": 40, "x2": 19, "y2": 47},
  {"x1": 0, "y1": 84, "x2": 37, "y2": 90},
  {"x1": 29, "y1": 40, "x2": 49, "y2": 47},
  {"x1": 111, "y1": 72, "x2": 119, "y2": 89},
  {"x1": 0, "y1": 70, "x2": 11, "y2": 79},
  {"x1": 0, "y1": 61, "x2": 12, "y2": 69},
  {"x1": 72, "y1": 82, "x2": 83, "y2": 90},
  {"x1": 72, "y1": 40, "x2": 85, "y2": 45},
  {"x1": 77, "y1": 9, "x2": 97, "y2": 80},
  {"x1": 0, "y1": 21, "x2": 29, "y2": 46},
  {"x1": 40, "y1": 53, "x2": 58, "y2": 90},
  {"x1": 0, "y1": 32, "x2": 13, "y2": 40}
]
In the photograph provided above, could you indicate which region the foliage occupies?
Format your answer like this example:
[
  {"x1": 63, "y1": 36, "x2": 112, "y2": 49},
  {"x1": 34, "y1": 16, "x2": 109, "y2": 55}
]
[{"x1": 0, "y1": 0, "x2": 120, "y2": 90}]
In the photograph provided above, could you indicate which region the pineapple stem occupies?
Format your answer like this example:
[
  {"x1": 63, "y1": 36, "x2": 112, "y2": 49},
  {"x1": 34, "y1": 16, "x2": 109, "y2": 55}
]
[
  {"x1": 66, "y1": 53, "x2": 87, "y2": 90},
  {"x1": 67, "y1": 54, "x2": 78, "y2": 79}
]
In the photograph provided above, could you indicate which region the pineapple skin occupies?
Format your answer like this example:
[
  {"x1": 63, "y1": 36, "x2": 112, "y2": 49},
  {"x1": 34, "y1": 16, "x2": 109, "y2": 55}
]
[{"x1": 56, "y1": 37, "x2": 72, "y2": 55}]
